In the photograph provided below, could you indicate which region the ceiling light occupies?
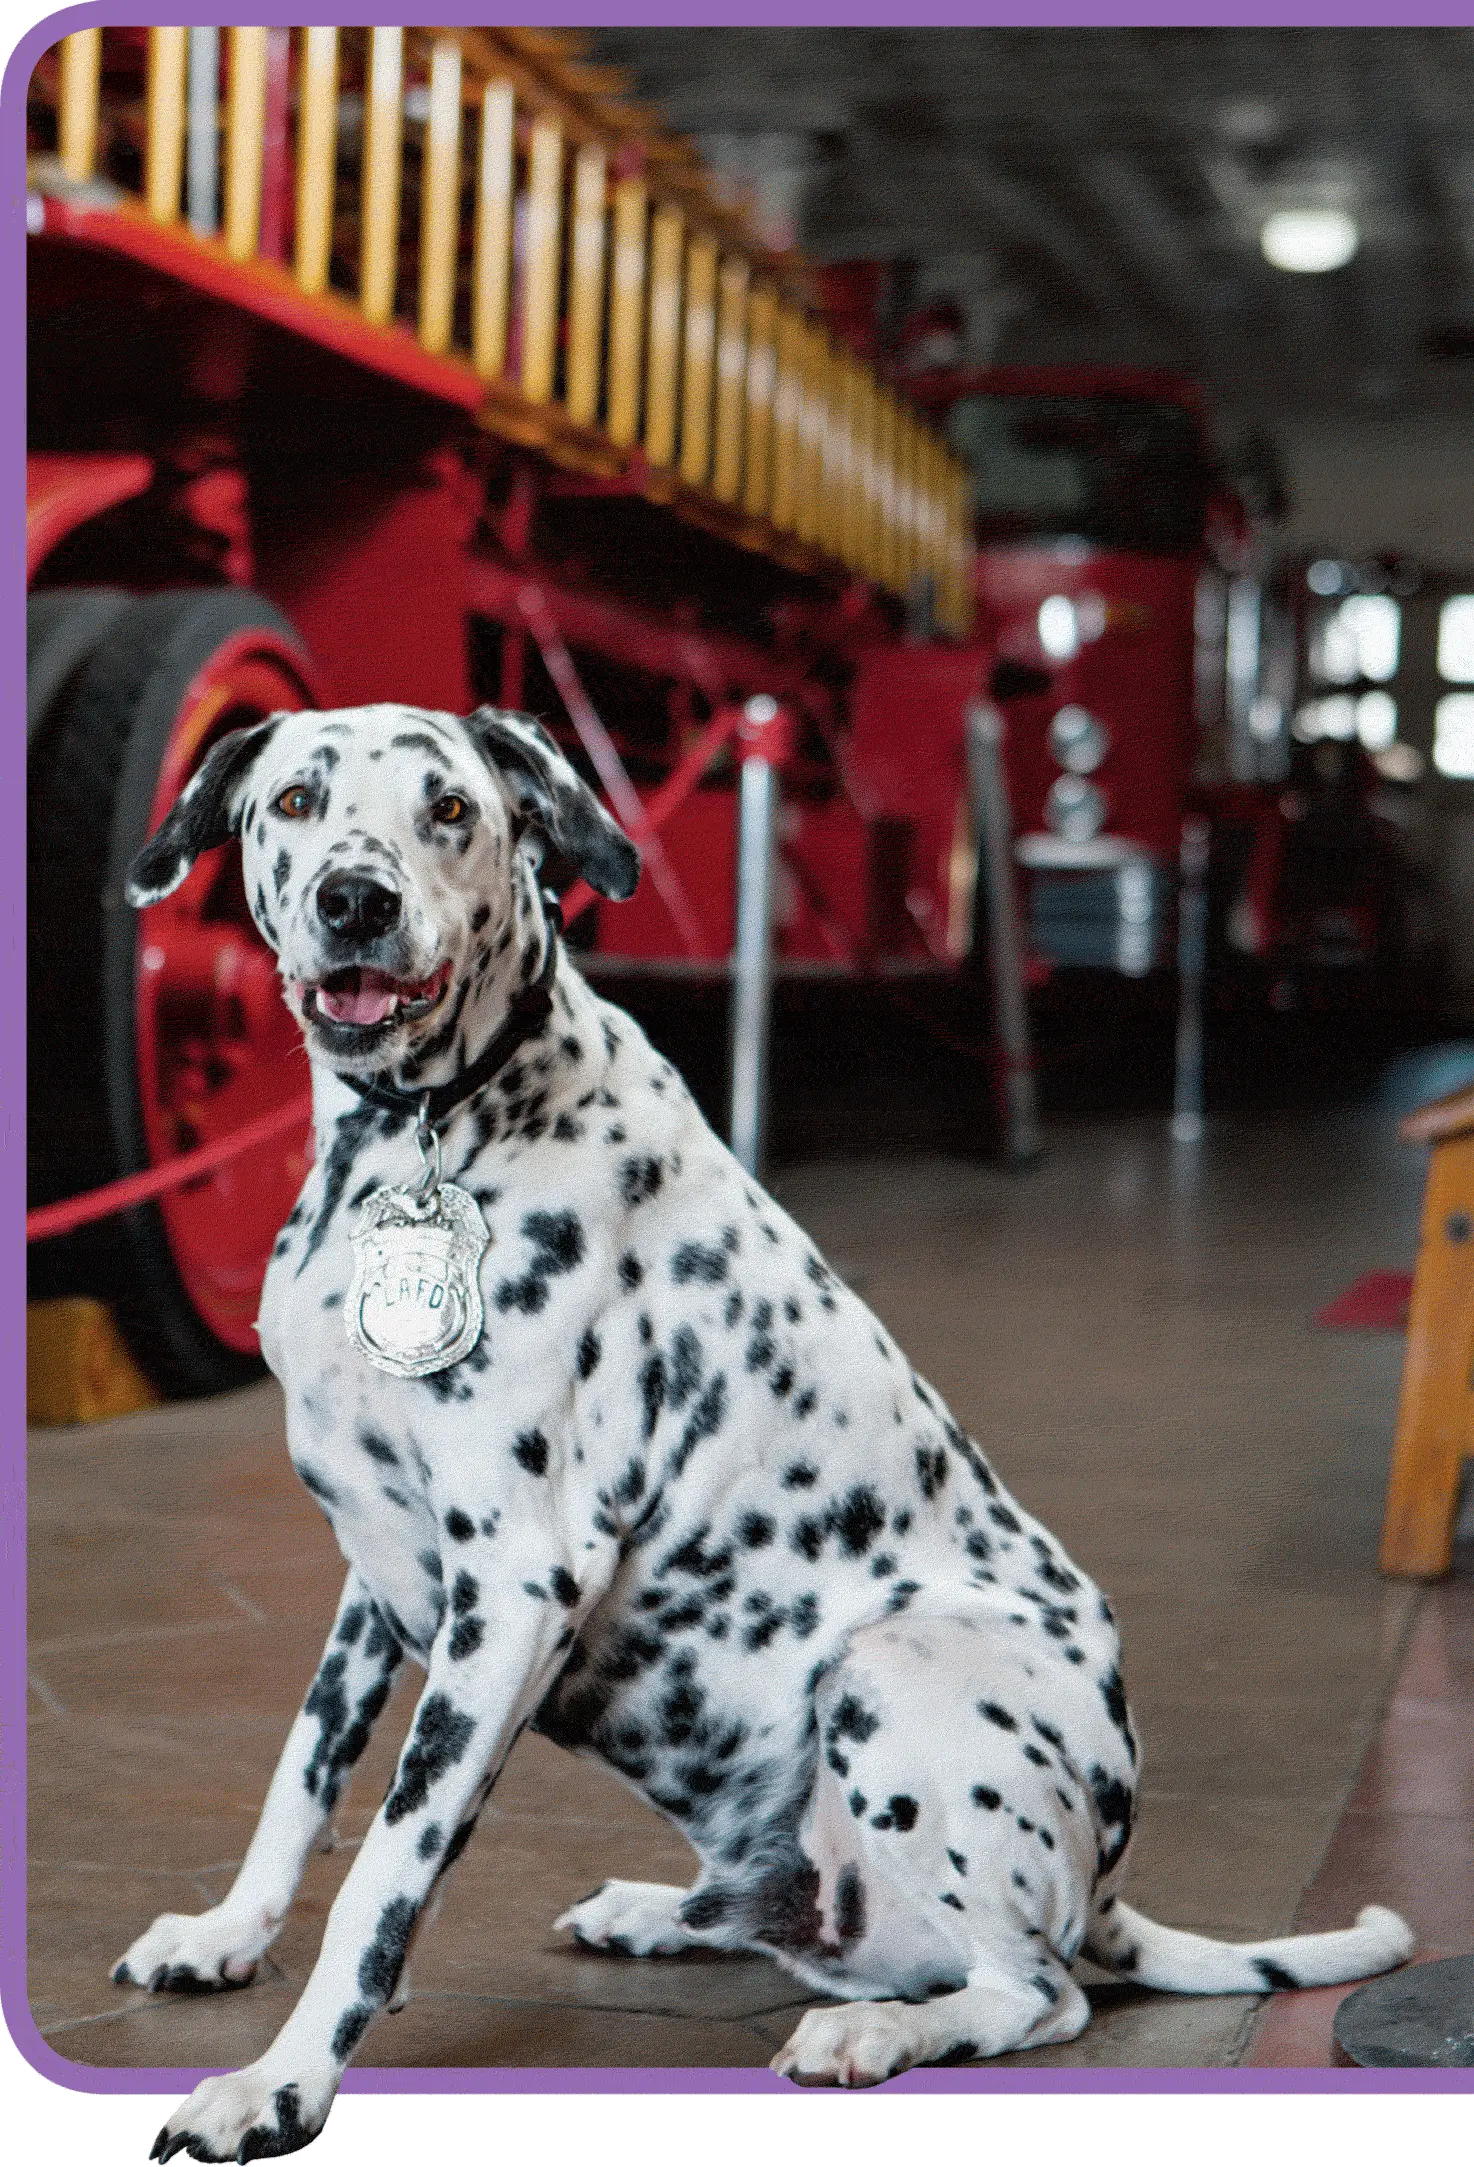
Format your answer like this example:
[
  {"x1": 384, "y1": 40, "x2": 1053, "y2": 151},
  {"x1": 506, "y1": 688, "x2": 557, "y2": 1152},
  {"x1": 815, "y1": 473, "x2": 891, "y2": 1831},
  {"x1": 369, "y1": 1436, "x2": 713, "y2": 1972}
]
[
  {"x1": 1260, "y1": 208, "x2": 1359, "y2": 275},
  {"x1": 1038, "y1": 595, "x2": 1079, "y2": 662}
]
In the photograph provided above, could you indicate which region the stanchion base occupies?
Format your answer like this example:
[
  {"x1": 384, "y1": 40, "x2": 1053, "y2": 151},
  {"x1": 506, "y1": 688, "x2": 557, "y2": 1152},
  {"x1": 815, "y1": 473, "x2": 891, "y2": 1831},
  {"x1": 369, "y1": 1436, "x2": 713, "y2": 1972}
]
[{"x1": 1333, "y1": 1955, "x2": 1474, "y2": 2067}]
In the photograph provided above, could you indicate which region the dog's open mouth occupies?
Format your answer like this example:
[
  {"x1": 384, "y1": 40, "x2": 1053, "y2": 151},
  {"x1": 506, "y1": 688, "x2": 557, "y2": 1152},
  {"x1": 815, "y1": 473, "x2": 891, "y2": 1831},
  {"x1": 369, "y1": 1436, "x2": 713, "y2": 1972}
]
[{"x1": 299, "y1": 961, "x2": 451, "y2": 1031}]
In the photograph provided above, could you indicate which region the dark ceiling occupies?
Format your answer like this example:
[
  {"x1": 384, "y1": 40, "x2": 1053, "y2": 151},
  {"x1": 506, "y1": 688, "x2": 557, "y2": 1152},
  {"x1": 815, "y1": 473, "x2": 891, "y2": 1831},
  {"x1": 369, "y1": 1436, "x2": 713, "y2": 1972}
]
[{"x1": 586, "y1": 26, "x2": 1474, "y2": 428}]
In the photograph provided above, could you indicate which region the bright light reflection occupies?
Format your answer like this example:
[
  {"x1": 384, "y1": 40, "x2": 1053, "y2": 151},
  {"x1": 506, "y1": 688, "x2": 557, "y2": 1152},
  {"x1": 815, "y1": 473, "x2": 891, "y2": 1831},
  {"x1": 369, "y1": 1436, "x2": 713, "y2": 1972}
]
[{"x1": 1260, "y1": 207, "x2": 1360, "y2": 274}]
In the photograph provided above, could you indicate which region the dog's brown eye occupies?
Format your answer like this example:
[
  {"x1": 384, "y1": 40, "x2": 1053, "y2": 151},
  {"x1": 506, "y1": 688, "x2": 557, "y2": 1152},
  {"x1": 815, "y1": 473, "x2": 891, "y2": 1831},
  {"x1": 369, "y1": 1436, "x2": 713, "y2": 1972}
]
[
  {"x1": 276, "y1": 785, "x2": 314, "y2": 819},
  {"x1": 432, "y1": 793, "x2": 470, "y2": 825}
]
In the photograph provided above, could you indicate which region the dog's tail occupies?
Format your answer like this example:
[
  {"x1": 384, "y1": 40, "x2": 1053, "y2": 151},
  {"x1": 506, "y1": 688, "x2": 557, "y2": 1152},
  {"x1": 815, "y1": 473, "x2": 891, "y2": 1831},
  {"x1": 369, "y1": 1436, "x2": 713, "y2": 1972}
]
[{"x1": 1085, "y1": 1893, "x2": 1413, "y2": 1995}]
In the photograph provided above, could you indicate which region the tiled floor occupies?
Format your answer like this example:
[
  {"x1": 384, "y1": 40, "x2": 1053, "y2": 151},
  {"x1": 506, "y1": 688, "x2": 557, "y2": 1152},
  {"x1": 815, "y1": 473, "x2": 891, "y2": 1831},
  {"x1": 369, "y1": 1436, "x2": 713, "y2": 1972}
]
[{"x1": 27, "y1": 1110, "x2": 1463, "y2": 2074}]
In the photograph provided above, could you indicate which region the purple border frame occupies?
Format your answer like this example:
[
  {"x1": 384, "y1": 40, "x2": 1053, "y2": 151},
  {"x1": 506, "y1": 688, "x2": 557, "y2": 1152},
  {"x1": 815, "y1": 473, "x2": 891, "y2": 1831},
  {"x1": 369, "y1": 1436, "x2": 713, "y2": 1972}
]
[{"x1": 10, "y1": 0, "x2": 1474, "y2": 2112}]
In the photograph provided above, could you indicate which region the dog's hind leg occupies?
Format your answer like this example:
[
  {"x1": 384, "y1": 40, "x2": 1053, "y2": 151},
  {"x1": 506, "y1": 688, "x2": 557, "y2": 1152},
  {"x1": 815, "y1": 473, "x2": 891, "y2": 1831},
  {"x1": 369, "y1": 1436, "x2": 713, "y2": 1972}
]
[
  {"x1": 774, "y1": 1945, "x2": 1089, "y2": 2086},
  {"x1": 113, "y1": 1571, "x2": 404, "y2": 1996},
  {"x1": 767, "y1": 1615, "x2": 1101, "y2": 2083},
  {"x1": 556, "y1": 1880, "x2": 735, "y2": 1957}
]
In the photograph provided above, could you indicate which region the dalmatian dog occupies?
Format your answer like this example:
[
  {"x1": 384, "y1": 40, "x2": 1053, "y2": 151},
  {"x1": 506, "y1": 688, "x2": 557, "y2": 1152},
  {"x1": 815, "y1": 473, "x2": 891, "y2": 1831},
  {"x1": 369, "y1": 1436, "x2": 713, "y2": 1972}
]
[{"x1": 117, "y1": 701, "x2": 1412, "y2": 2157}]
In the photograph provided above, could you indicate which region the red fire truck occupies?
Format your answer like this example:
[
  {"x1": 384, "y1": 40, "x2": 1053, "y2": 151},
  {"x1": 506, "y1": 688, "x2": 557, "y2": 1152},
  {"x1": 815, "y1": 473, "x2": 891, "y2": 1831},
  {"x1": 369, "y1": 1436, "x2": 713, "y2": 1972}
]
[{"x1": 25, "y1": 25, "x2": 1264, "y2": 1403}]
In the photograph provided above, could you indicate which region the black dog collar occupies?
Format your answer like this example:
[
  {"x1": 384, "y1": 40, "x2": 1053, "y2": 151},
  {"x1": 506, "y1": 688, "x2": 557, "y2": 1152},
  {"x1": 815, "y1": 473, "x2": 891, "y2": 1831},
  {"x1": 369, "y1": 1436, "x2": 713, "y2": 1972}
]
[{"x1": 337, "y1": 931, "x2": 559, "y2": 1127}]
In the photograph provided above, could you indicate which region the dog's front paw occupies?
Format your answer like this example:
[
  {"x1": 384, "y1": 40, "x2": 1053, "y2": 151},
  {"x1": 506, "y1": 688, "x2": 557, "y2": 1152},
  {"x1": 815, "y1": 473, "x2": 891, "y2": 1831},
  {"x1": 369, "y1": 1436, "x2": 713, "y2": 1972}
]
[
  {"x1": 772, "y1": 2002, "x2": 917, "y2": 2088},
  {"x1": 114, "y1": 1906, "x2": 277, "y2": 1995},
  {"x1": 554, "y1": 1879, "x2": 696, "y2": 1957},
  {"x1": 150, "y1": 2067, "x2": 331, "y2": 2162}
]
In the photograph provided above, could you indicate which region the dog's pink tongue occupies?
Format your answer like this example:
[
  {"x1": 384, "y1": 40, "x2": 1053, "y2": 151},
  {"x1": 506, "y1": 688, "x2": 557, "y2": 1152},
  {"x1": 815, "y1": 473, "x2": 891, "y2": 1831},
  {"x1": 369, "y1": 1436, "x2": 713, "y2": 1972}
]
[{"x1": 320, "y1": 971, "x2": 398, "y2": 1026}]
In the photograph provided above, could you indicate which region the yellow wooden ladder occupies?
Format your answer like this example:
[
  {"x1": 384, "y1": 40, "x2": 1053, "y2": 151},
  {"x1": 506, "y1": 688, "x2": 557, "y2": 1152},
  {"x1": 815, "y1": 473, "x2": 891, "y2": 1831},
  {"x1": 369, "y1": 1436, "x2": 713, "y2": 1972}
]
[{"x1": 1380, "y1": 1083, "x2": 1474, "y2": 1577}]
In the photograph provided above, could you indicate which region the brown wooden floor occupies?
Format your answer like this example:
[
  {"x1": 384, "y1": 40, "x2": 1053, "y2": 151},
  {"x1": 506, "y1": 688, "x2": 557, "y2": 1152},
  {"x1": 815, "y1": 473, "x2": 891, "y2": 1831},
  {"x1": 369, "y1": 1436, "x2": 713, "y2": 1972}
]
[{"x1": 27, "y1": 1111, "x2": 1465, "y2": 2073}]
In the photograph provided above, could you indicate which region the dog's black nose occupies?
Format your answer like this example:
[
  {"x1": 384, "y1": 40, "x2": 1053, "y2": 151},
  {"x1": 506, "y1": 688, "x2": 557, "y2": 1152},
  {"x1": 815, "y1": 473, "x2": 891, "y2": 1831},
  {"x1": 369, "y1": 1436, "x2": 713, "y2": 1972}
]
[{"x1": 316, "y1": 872, "x2": 402, "y2": 940}]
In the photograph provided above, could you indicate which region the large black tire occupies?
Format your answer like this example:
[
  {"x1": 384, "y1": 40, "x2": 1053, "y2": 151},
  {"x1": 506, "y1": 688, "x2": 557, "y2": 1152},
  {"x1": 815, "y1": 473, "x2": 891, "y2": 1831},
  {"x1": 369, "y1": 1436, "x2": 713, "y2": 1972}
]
[
  {"x1": 26, "y1": 588, "x2": 133, "y2": 744},
  {"x1": 28, "y1": 588, "x2": 317, "y2": 1400}
]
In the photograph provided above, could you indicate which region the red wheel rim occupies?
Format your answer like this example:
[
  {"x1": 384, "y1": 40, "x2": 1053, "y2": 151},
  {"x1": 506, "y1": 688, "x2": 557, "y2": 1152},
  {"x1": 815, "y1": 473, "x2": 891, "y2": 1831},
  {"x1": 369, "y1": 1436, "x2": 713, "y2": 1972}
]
[{"x1": 134, "y1": 629, "x2": 323, "y2": 1353}]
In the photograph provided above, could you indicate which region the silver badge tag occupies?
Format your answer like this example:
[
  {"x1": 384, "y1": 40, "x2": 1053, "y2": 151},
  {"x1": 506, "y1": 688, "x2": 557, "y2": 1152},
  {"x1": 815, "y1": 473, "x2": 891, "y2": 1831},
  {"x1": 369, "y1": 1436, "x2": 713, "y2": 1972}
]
[{"x1": 346, "y1": 1179, "x2": 489, "y2": 1379}]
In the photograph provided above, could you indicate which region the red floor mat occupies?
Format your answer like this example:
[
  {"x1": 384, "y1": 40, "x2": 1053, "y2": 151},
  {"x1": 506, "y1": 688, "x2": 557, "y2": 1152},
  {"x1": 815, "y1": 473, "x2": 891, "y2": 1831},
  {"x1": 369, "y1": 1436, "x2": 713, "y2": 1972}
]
[{"x1": 1315, "y1": 1269, "x2": 1413, "y2": 1330}]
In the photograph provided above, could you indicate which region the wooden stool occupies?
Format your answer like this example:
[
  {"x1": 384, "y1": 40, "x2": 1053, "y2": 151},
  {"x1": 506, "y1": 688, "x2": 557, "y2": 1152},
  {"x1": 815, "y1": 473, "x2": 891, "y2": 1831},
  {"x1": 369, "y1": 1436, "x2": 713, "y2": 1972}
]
[{"x1": 1380, "y1": 1083, "x2": 1474, "y2": 1578}]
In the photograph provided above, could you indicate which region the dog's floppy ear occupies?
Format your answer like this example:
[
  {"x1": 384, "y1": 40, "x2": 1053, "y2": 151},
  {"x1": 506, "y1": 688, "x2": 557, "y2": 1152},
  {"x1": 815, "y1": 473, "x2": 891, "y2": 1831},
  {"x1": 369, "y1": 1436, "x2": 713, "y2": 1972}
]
[
  {"x1": 126, "y1": 717, "x2": 280, "y2": 907},
  {"x1": 466, "y1": 706, "x2": 640, "y2": 901}
]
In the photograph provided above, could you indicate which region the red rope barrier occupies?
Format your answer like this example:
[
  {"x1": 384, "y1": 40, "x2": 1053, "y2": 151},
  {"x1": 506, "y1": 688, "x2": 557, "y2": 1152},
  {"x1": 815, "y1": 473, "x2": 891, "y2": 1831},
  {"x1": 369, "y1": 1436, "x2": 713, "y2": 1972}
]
[
  {"x1": 27, "y1": 699, "x2": 752, "y2": 1244},
  {"x1": 26, "y1": 1094, "x2": 313, "y2": 1243}
]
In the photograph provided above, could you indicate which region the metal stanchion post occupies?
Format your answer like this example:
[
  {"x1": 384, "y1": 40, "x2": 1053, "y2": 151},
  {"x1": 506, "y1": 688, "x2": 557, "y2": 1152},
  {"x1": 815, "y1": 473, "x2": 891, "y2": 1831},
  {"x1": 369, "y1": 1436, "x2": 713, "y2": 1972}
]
[
  {"x1": 1172, "y1": 816, "x2": 1211, "y2": 1145},
  {"x1": 965, "y1": 698, "x2": 1040, "y2": 1166},
  {"x1": 729, "y1": 695, "x2": 792, "y2": 1177}
]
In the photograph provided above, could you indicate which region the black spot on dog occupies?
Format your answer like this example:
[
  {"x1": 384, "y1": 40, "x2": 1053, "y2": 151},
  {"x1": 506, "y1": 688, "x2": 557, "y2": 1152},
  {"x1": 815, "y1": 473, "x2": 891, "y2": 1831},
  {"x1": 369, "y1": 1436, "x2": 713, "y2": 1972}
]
[
  {"x1": 331, "y1": 2002, "x2": 373, "y2": 2062},
  {"x1": 445, "y1": 1508, "x2": 474, "y2": 1541},
  {"x1": 550, "y1": 1566, "x2": 580, "y2": 1607},
  {"x1": 495, "y1": 1209, "x2": 585, "y2": 1315},
  {"x1": 1023, "y1": 1744, "x2": 1051, "y2": 1767},
  {"x1": 745, "y1": 1300, "x2": 776, "y2": 1372},
  {"x1": 449, "y1": 1616, "x2": 484, "y2": 1660},
  {"x1": 948, "y1": 1848, "x2": 968, "y2": 1874},
  {"x1": 738, "y1": 1511, "x2": 775, "y2": 1549},
  {"x1": 299, "y1": 1103, "x2": 387, "y2": 1273},
  {"x1": 668, "y1": 1324, "x2": 702, "y2": 1409},
  {"x1": 576, "y1": 1328, "x2": 602, "y2": 1380},
  {"x1": 513, "y1": 1429, "x2": 549, "y2": 1476},
  {"x1": 781, "y1": 1461, "x2": 818, "y2": 1489},
  {"x1": 1088, "y1": 1764, "x2": 1134, "y2": 1869},
  {"x1": 831, "y1": 1485, "x2": 885, "y2": 1557},
  {"x1": 620, "y1": 1156, "x2": 664, "y2": 1207},
  {"x1": 1254, "y1": 1958, "x2": 1299, "y2": 1991},
  {"x1": 886, "y1": 1794, "x2": 919, "y2": 1832},
  {"x1": 671, "y1": 1240, "x2": 729, "y2": 1285},
  {"x1": 932, "y1": 2038, "x2": 980, "y2": 2064},
  {"x1": 670, "y1": 1373, "x2": 727, "y2": 1474},
  {"x1": 915, "y1": 1445, "x2": 948, "y2": 1499},
  {"x1": 1098, "y1": 1665, "x2": 1137, "y2": 1763},
  {"x1": 356, "y1": 1894, "x2": 417, "y2": 2006},
  {"x1": 417, "y1": 1823, "x2": 443, "y2": 1860},
  {"x1": 971, "y1": 1785, "x2": 1001, "y2": 1810},
  {"x1": 834, "y1": 1865, "x2": 866, "y2": 1942},
  {"x1": 791, "y1": 1515, "x2": 824, "y2": 1561},
  {"x1": 940, "y1": 1891, "x2": 965, "y2": 1911},
  {"x1": 829, "y1": 1694, "x2": 880, "y2": 1745},
  {"x1": 360, "y1": 1428, "x2": 399, "y2": 1467},
  {"x1": 639, "y1": 1354, "x2": 666, "y2": 1439},
  {"x1": 679, "y1": 1886, "x2": 732, "y2": 1930},
  {"x1": 296, "y1": 1463, "x2": 338, "y2": 1507},
  {"x1": 979, "y1": 1701, "x2": 1017, "y2": 1731},
  {"x1": 384, "y1": 1695, "x2": 476, "y2": 1823}
]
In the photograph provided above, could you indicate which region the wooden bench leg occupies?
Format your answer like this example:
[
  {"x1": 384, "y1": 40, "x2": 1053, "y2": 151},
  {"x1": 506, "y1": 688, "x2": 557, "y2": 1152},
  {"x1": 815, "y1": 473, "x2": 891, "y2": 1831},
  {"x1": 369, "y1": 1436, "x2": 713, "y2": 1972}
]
[{"x1": 1380, "y1": 1131, "x2": 1474, "y2": 1578}]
